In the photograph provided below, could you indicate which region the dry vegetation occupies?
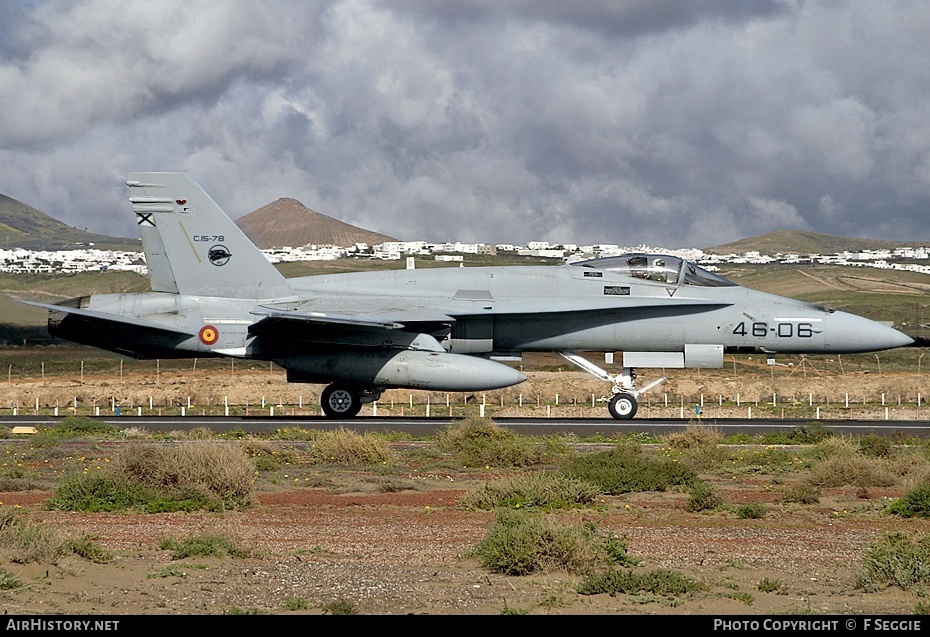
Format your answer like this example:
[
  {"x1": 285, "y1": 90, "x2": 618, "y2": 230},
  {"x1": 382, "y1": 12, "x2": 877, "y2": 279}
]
[
  {"x1": 0, "y1": 347, "x2": 929, "y2": 615},
  {"x1": 2, "y1": 412, "x2": 930, "y2": 615}
]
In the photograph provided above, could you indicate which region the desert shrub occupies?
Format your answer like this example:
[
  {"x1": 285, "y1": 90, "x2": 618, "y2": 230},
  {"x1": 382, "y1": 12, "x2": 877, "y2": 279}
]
[
  {"x1": 782, "y1": 484, "x2": 821, "y2": 505},
  {"x1": 887, "y1": 482, "x2": 930, "y2": 518},
  {"x1": 109, "y1": 441, "x2": 255, "y2": 506},
  {"x1": 859, "y1": 434, "x2": 893, "y2": 458},
  {"x1": 757, "y1": 577, "x2": 785, "y2": 593},
  {"x1": 176, "y1": 427, "x2": 216, "y2": 440},
  {"x1": 46, "y1": 441, "x2": 255, "y2": 512},
  {"x1": 0, "y1": 508, "x2": 64, "y2": 563},
  {"x1": 63, "y1": 536, "x2": 114, "y2": 564},
  {"x1": 687, "y1": 480, "x2": 724, "y2": 512},
  {"x1": 559, "y1": 444, "x2": 696, "y2": 494},
  {"x1": 159, "y1": 532, "x2": 253, "y2": 559},
  {"x1": 856, "y1": 532, "x2": 930, "y2": 591},
  {"x1": 810, "y1": 436, "x2": 860, "y2": 460},
  {"x1": 322, "y1": 599, "x2": 359, "y2": 615},
  {"x1": 663, "y1": 425, "x2": 722, "y2": 450},
  {"x1": 461, "y1": 472, "x2": 601, "y2": 511},
  {"x1": 576, "y1": 568, "x2": 705, "y2": 597},
  {"x1": 0, "y1": 509, "x2": 111, "y2": 564},
  {"x1": 438, "y1": 419, "x2": 567, "y2": 468},
  {"x1": 760, "y1": 422, "x2": 833, "y2": 445},
  {"x1": 0, "y1": 568, "x2": 23, "y2": 590},
  {"x1": 735, "y1": 503, "x2": 768, "y2": 519},
  {"x1": 805, "y1": 455, "x2": 897, "y2": 489},
  {"x1": 470, "y1": 508, "x2": 635, "y2": 576},
  {"x1": 44, "y1": 474, "x2": 155, "y2": 513},
  {"x1": 307, "y1": 428, "x2": 390, "y2": 465},
  {"x1": 243, "y1": 440, "x2": 297, "y2": 471}
]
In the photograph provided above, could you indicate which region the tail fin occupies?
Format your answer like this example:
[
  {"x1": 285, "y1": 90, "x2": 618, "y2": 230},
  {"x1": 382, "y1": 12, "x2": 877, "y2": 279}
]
[{"x1": 127, "y1": 173, "x2": 294, "y2": 300}]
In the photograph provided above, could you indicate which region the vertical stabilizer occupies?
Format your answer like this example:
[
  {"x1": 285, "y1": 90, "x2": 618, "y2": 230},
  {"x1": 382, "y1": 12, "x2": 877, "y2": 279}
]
[{"x1": 127, "y1": 173, "x2": 294, "y2": 300}]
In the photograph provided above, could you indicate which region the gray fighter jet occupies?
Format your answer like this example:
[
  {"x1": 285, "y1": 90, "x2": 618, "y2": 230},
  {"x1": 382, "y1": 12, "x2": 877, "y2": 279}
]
[{"x1": 20, "y1": 173, "x2": 914, "y2": 419}]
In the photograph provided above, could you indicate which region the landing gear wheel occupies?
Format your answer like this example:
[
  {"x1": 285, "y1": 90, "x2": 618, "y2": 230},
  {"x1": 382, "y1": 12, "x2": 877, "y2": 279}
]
[
  {"x1": 321, "y1": 384, "x2": 362, "y2": 418},
  {"x1": 608, "y1": 392, "x2": 638, "y2": 420}
]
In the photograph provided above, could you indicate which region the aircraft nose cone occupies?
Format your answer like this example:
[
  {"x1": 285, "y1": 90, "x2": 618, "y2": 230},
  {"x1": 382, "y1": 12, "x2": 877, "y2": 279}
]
[{"x1": 827, "y1": 311, "x2": 914, "y2": 353}]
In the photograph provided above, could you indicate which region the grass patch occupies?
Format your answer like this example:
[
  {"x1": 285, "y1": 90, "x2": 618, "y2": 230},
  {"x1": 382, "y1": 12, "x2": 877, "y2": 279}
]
[
  {"x1": 42, "y1": 416, "x2": 121, "y2": 439},
  {"x1": 886, "y1": 482, "x2": 930, "y2": 518},
  {"x1": 44, "y1": 440, "x2": 256, "y2": 512},
  {"x1": 856, "y1": 532, "x2": 930, "y2": 592},
  {"x1": 805, "y1": 455, "x2": 897, "y2": 489},
  {"x1": 0, "y1": 509, "x2": 111, "y2": 564},
  {"x1": 322, "y1": 599, "x2": 359, "y2": 615},
  {"x1": 469, "y1": 508, "x2": 635, "y2": 576},
  {"x1": 782, "y1": 484, "x2": 821, "y2": 505},
  {"x1": 307, "y1": 428, "x2": 391, "y2": 465},
  {"x1": 0, "y1": 568, "x2": 24, "y2": 590},
  {"x1": 461, "y1": 471, "x2": 601, "y2": 511},
  {"x1": 576, "y1": 568, "x2": 706, "y2": 597},
  {"x1": 438, "y1": 418, "x2": 571, "y2": 468},
  {"x1": 109, "y1": 441, "x2": 255, "y2": 506},
  {"x1": 559, "y1": 444, "x2": 696, "y2": 494},
  {"x1": 734, "y1": 503, "x2": 768, "y2": 519},
  {"x1": 159, "y1": 532, "x2": 253, "y2": 560},
  {"x1": 757, "y1": 577, "x2": 785, "y2": 593},
  {"x1": 759, "y1": 422, "x2": 833, "y2": 445}
]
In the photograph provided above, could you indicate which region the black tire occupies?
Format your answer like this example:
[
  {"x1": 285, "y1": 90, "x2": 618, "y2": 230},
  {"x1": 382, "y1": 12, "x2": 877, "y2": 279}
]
[
  {"x1": 321, "y1": 384, "x2": 363, "y2": 418},
  {"x1": 608, "y1": 392, "x2": 638, "y2": 420}
]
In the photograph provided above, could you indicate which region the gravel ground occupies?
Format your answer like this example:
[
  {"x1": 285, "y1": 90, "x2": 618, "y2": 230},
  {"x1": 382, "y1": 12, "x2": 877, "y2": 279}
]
[{"x1": 1, "y1": 473, "x2": 927, "y2": 616}]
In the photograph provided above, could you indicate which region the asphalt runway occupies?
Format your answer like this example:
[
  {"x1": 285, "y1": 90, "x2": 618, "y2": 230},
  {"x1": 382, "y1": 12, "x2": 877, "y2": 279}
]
[{"x1": 3, "y1": 415, "x2": 930, "y2": 438}]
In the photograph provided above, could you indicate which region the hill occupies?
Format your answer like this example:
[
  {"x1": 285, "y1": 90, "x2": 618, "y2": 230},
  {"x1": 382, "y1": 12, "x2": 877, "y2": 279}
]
[
  {"x1": 705, "y1": 229, "x2": 910, "y2": 256},
  {"x1": 0, "y1": 194, "x2": 140, "y2": 251},
  {"x1": 236, "y1": 198, "x2": 396, "y2": 249}
]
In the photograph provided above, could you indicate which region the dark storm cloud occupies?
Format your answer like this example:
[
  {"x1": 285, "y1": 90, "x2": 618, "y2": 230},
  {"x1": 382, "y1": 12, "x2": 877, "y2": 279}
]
[{"x1": 1, "y1": 0, "x2": 929, "y2": 250}]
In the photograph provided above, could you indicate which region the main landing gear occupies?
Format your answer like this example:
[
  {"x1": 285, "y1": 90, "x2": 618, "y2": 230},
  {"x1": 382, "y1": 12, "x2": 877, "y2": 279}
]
[
  {"x1": 558, "y1": 352, "x2": 666, "y2": 421},
  {"x1": 320, "y1": 384, "x2": 383, "y2": 418}
]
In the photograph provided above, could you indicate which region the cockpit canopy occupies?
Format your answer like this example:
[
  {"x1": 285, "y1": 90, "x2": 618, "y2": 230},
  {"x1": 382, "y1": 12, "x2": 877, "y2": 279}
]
[{"x1": 570, "y1": 253, "x2": 737, "y2": 287}]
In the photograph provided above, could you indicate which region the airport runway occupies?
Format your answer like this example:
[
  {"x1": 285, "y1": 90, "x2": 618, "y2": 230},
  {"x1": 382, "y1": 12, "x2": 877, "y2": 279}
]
[{"x1": 3, "y1": 415, "x2": 930, "y2": 438}]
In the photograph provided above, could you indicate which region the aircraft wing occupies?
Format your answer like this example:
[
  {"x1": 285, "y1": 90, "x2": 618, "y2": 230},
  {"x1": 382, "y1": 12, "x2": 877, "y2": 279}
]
[
  {"x1": 15, "y1": 299, "x2": 196, "y2": 337},
  {"x1": 248, "y1": 304, "x2": 456, "y2": 341}
]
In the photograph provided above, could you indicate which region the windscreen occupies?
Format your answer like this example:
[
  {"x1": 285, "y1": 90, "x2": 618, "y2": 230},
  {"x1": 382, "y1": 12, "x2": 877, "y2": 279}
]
[{"x1": 571, "y1": 254, "x2": 736, "y2": 287}]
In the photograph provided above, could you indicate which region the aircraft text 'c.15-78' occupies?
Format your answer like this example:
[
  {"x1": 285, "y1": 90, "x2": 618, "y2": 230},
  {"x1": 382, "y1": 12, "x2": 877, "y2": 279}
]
[{"x1": 16, "y1": 173, "x2": 914, "y2": 419}]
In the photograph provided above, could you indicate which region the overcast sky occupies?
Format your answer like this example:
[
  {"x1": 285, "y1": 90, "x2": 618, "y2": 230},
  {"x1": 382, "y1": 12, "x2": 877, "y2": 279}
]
[{"x1": 2, "y1": 1, "x2": 930, "y2": 250}]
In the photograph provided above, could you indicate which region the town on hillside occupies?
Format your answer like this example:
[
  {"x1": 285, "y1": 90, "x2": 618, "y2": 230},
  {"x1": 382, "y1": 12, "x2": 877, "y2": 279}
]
[{"x1": 2, "y1": 239, "x2": 930, "y2": 276}]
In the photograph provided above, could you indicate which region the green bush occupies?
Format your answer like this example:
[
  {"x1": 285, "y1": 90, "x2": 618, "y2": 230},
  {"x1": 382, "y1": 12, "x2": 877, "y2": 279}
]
[
  {"x1": 44, "y1": 474, "x2": 155, "y2": 513},
  {"x1": 887, "y1": 482, "x2": 930, "y2": 518},
  {"x1": 782, "y1": 484, "x2": 821, "y2": 505},
  {"x1": 45, "y1": 416, "x2": 121, "y2": 439},
  {"x1": 856, "y1": 532, "x2": 930, "y2": 591},
  {"x1": 438, "y1": 419, "x2": 567, "y2": 468},
  {"x1": 159, "y1": 532, "x2": 252, "y2": 559},
  {"x1": 687, "y1": 480, "x2": 724, "y2": 512},
  {"x1": 859, "y1": 434, "x2": 893, "y2": 458},
  {"x1": 470, "y1": 508, "x2": 635, "y2": 576},
  {"x1": 461, "y1": 472, "x2": 601, "y2": 511},
  {"x1": 559, "y1": 445, "x2": 696, "y2": 494},
  {"x1": 576, "y1": 568, "x2": 705, "y2": 597},
  {"x1": 0, "y1": 568, "x2": 23, "y2": 590},
  {"x1": 735, "y1": 503, "x2": 768, "y2": 519}
]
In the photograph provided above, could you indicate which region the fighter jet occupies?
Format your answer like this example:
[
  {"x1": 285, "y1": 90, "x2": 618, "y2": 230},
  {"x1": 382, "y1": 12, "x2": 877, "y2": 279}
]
[{"x1": 19, "y1": 173, "x2": 914, "y2": 419}]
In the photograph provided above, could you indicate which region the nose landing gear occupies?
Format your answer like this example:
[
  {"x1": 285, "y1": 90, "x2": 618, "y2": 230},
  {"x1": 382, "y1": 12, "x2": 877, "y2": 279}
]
[{"x1": 558, "y1": 352, "x2": 667, "y2": 420}]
